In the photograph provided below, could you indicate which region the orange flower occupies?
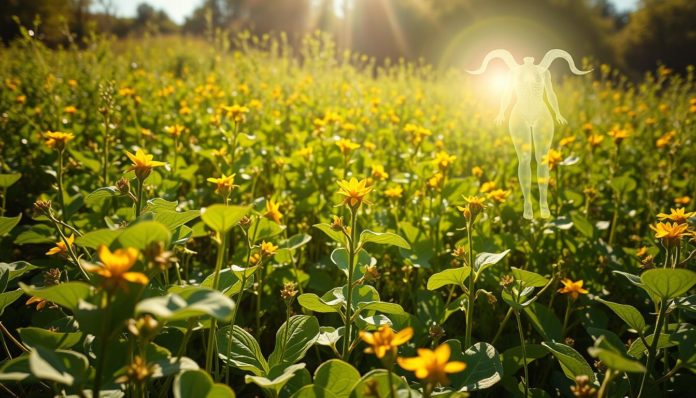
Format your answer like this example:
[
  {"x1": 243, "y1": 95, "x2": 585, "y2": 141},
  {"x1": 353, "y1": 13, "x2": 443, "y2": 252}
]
[
  {"x1": 397, "y1": 343, "x2": 466, "y2": 386},
  {"x1": 558, "y1": 278, "x2": 589, "y2": 299},
  {"x1": 359, "y1": 325, "x2": 413, "y2": 359},
  {"x1": 46, "y1": 234, "x2": 75, "y2": 256},
  {"x1": 82, "y1": 246, "x2": 148, "y2": 292}
]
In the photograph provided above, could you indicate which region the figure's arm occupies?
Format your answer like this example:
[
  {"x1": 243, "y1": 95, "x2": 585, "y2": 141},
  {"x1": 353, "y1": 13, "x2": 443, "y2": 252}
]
[
  {"x1": 495, "y1": 74, "x2": 513, "y2": 126},
  {"x1": 544, "y1": 70, "x2": 566, "y2": 124}
]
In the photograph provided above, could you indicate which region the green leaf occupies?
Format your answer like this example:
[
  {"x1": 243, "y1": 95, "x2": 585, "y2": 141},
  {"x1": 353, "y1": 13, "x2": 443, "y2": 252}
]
[
  {"x1": 313, "y1": 224, "x2": 345, "y2": 245},
  {"x1": 250, "y1": 217, "x2": 286, "y2": 243},
  {"x1": 74, "y1": 228, "x2": 121, "y2": 249},
  {"x1": 313, "y1": 359, "x2": 360, "y2": 398},
  {"x1": 447, "y1": 340, "x2": 503, "y2": 391},
  {"x1": 542, "y1": 341, "x2": 596, "y2": 383},
  {"x1": 217, "y1": 325, "x2": 269, "y2": 376},
  {"x1": 501, "y1": 344, "x2": 548, "y2": 376},
  {"x1": 348, "y1": 369, "x2": 409, "y2": 398},
  {"x1": 13, "y1": 223, "x2": 54, "y2": 245},
  {"x1": 330, "y1": 248, "x2": 371, "y2": 282},
  {"x1": 512, "y1": 267, "x2": 549, "y2": 287},
  {"x1": 149, "y1": 357, "x2": 199, "y2": 379},
  {"x1": 84, "y1": 187, "x2": 121, "y2": 207},
  {"x1": 474, "y1": 250, "x2": 510, "y2": 274},
  {"x1": 571, "y1": 213, "x2": 594, "y2": 238},
  {"x1": 610, "y1": 175, "x2": 636, "y2": 193},
  {"x1": 0, "y1": 290, "x2": 23, "y2": 316},
  {"x1": 291, "y1": 385, "x2": 337, "y2": 398},
  {"x1": 0, "y1": 261, "x2": 40, "y2": 282},
  {"x1": 284, "y1": 234, "x2": 312, "y2": 251},
  {"x1": 298, "y1": 291, "x2": 343, "y2": 314},
  {"x1": 640, "y1": 268, "x2": 696, "y2": 301},
  {"x1": 596, "y1": 298, "x2": 646, "y2": 333},
  {"x1": 246, "y1": 363, "x2": 306, "y2": 396},
  {"x1": 201, "y1": 205, "x2": 250, "y2": 233},
  {"x1": 0, "y1": 173, "x2": 21, "y2": 188},
  {"x1": 18, "y1": 327, "x2": 82, "y2": 350},
  {"x1": 0, "y1": 355, "x2": 32, "y2": 382},
  {"x1": 588, "y1": 337, "x2": 645, "y2": 373},
  {"x1": 524, "y1": 302, "x2": 562, "y2": 341},
  {"x1": 154, "y1": 209, "x2": 201, "y2": 231},
  {"x1": 427, "y1": 267, "x2": 471, "y2": 290},
  {"x1": 28, "y1": 346, "x2": 89, "y2": 387},
  {"x1": 136, "y1": 287, "x2": 235, "y2": 322},
  {"x1": 627, "y1": 334, "x2": 677, "y2": 359},
  {"x1": 359, "y1": 230, "x2": 411, "y2": 249},
  {"x1": 174, "y1": 369, "x2": 236, "y2": 398},
  {"x1": 116, "y1": 221, "x2": 171, "y2": 250},
  {"x1": 355, "y1": 301, "x2": 405, "y2": 316},
  {"x1": 20, "y1": 282, "x2": 92, "y2": 312},
  {"x1": 268, "y1": 315, "x2": 320, "y2": 369},
  {"x1": 0, "y1": 214, "x2": 22, "y2": 236}
]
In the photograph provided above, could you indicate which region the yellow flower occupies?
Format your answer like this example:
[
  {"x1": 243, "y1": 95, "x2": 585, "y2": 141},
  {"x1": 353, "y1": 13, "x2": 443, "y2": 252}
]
[
  {"x1": 337, "y1": 177, "x2": 373, "y2": 208},
  {"x1": 427, "y1": 173, "x2": 444, "y2": 190},
  {"x1": 457, "y1": 196, "x2": 486, "y2": 222},
  {"x1": 260, "y1": 241, "x2": 278, "y2": 257},
  {"x1": 63, "y1": 105, "x2": 77, "y2": 115},
  {"x1": 397, "y1": 343, "x2": 466, "y2": 386},
  {"x1": 479, "y1": 181, "x2": 497, "y2": 193},
  {"x1": 587, "y1": 134, "x2": 605, "y2": 148},
  {"x1": 542, "y1": 149, "x2": 563, "y2": 170},
  {"x1": 221, "y1": 104, "x2": 249, "y2": 123},
  {"x1": 674, "y1": 196, "x2": 691, "y2": 206},
  {"x1": 608, "y1": 127, "x2": 630, "y2": 144},
  {"x1": 265, "y1": 199, "x2": 283, "y2": 224},
  {"x1": 119, "y1": 87, "x2": 136, "y2": 97},
  {"x1": 82, "y1": 246, "x2": 148, "y2": 292},
  {"x1": 559, "y1": 136, "x2": 576, "y2": 147},
  {"x1": 44, "y1": 131, "x2": 75, "y2": 150},
  {"x1": 125, "y1": 148, "x2": 166, "y2": 180},
  {"x1": 46, "y1": 234, "x2": 75, "y2": 255},
  {"x1": 164, "y1": 124, "x2": 187, "y2": 137},
  {"x1": 558, "y1": 278, "x2": 589, "y2": 299},
  {"x1": 336, "y1": 139, "x2": 360, "y2": 156},
  {"x1": 371, "y1": 164, "x2": 389, "y2": 181},
  {"x1": 636, "y1": 246, "x2": 648, "y2": 258},
  {"x1": 656, "y1": 131, "x2": 676, "y2": 149},
  {"x1": 657, "y1": 208, "x2": 695, "y2": 224},
  {"x1": 384, "y1": 186, "x2": 403, "y2": 200},
  {"x1": 206, "y1": 173, "x2": 238, "y2": 196},
  {"x1": 471, "y1": 166, "x2": 484, "y2": 178},
  {"x1": 650, "y1": 222, "x2": 689, "y2": 245},
  {"x1": 581, "y1": 123, "x2": 593, "y2": 134},
  {"x1": 296, "y1": 146, "x2": 313, "y2": 159},
  {"x1": 487, "y1": 189, "x2": 511, "y2": 204},
  {"x1": 433, "y1": 151, "x2": 456, "y2": 171},
  {"x1": 359, "y1": 325, "x2": 413, "y2": 359}
]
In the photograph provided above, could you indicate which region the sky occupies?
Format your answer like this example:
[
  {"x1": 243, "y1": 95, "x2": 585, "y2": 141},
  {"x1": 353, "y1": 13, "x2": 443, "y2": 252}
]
[{"x1": 97, "y1": 0, "x2": 641, "y2": 25}]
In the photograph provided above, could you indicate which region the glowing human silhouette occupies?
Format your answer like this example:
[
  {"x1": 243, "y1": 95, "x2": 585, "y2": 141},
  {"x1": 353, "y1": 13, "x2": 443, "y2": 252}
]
[{"x1": 468, "y1": 49, "x2": 591, "y2": 219}]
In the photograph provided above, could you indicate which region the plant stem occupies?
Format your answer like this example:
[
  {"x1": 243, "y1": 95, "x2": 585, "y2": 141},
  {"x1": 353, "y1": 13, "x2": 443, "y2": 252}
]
[
  {"x1": 515, "y1": 310, "x2": 529, "y2": 398},
  {"x1": 597, "y1": 369, "x2": 615, "y2": 398},
  {"x1": 135, "y1": 177, "x2": 144, "y2": 218},
  {"x1": 637, "y1": 298, "x2": 668, "y2": 398},
  {"x1": 465, "y1": 220, "x2": 475, "y2": 348},
  {"x1": 386, "y1": 364, "x2": 397, "y2": 398},
  {"x1": 561, "y1": 297, "x2": 573, "y2": 338},
  {"x1": 205, "y1": 232, "x2": 228, "y2": 375},
  {"x1": 57, "y1": 148, "x2": 65, "y2": 212},
  {"x1": 492, "y1": 308, "x2": 513, "y2": 345},
  {"x1": 342, "y1": 206, "x2": 357, "y2": 360},
  {"x1": 92, "y1": 292, "x2": 112, "y2": 398}
]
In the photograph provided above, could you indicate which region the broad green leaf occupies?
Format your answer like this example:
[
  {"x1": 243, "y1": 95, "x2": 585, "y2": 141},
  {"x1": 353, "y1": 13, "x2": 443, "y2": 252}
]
[
  {"x1": 355, "y1": 301, "x2": 405, "y2": 316},
  {"x1": 200, "y1": 267, "x2": 255, "y2": 297},
  {"x1": 217, "y1": 325, "x2": 269, "y2": 376},
  {"x1": 313, "y1": 223, "x2": 346, "y2": 245},
  {"x1": 330, "y1": 248, "x2": 372, "y2": 282},
  {"x1": 18, "y1": 327, "x2": 82, "y2": 350},
  {"x1": 524, "y1": 302, "x2": 562, "y2": 341},
  {"x1": 610, "y1": 175, "x2": 636, "y2": 193},
  {"x1": 291, "y1": 385, "x2": 337, "y2": 398},
  {"x1": 250, "y1": 217, "x2": 285, "y2": 243},
  {"x1": 359, "y1": 230, "x2": 411, "y2": 249},
  {"x1": 542, "y1": 341, "x2": 596, "y2": 383},
  {"x1": 201, "y1": 205, "x2": 250, "y2": 233},
  {"x1": 298, "y1": 291, "x2": 343, "y2": 314},
  {"x1": 0, "y1": 289, "x2": 23, "y2": 316},
  {"x1": 174, "y1": 369, "x2": 236, "y2": 398},
  {"x1": 84, "y1": 187, "x2": 121, "y2": 207},
  {"x1": 512, "y1": 267, "x2": 549, "y2": 287},
  {"x1": 268, "y1": 315, "x2": 320, "y2": 369},
  {"x1": 0, "y1": 355, "x2": 32, "y2": 382},
  {"x1": 596, "y1": 298, "x2": 646, "y2": 333},
  {"x1": 20, "y1": 282, "x2": 92, "y2": 312},
  {"x1": 571, "y1": 213, "x2": 594, "y2": 238},
  {"x1": 154, "y1": 209, "x2": 201, "y2": 231},
  {"x1": 474, "y1": 250, "x2": 510, "y2": 274},
  {"x1": 313, "y1": 359, "x2": 360, "y2": 398},
  {"x1": 284, "y1": 233, "x2": 312, "y2": 251},
  {"x1": 0, "y1": 173, "x2": 21, "y2": 188},
  {"x1": 13, "y1": 223, "x2": 54, "y2": 245},
  {"x1": 149, "y1": 357, "x2": 199, "y2": 379},
  {"x1": 588, "y1": 337, "x2": 645, "y2": 373},
  {"x1": 640, "y1": 268, "x2": 696, "y2": 301},
  {"x1": 28, "y1": 346, "x2": 89, "y2": 387},
  {"x1": 246, "y1": 363, "x2": 306, "y2": 396},
  {"x1": 74, "y1": 228, "x2": 121, "y2": 249},
  {"x1": 0, "y1": 214, "x2": 22, "y2": 236},
  {"x1": 627, "y1": 333, "x2": 677, "y2": 359},
  {"x1": 317, "y1": 327, "x2": 343, "y2": 347},
  {"x1": 136, "y1": 287, "x2": 235, "y2": 322},
  {"x1": 0, "y1": 261, "x2": 40, "y2": 282},
  {"x1": 427, "y1": 267, "x2": 471, "y2": 290},
  {"x1": 116, "y1": 220, "x2": 171, "y2": 250},
  {"x1": 447, "y1": 340, "x2": 503, "y2": 391},
  {"x1": 348, "y1": 369, "x2": 410, "y2": 398},
  {"x1": 501, "y1": 344, "x2": 548, "y2": 376}
]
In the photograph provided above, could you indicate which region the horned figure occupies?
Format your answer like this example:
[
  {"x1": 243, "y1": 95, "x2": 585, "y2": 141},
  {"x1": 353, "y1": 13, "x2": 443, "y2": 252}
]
[{"x1": 468, "y1": 49, "x2": 592, "y2": 219}]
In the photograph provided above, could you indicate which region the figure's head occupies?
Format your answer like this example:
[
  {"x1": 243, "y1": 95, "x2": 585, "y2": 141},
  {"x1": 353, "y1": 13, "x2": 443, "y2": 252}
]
[{"x1": 523, "y1": 57, "x2": 535, "y2": 64}]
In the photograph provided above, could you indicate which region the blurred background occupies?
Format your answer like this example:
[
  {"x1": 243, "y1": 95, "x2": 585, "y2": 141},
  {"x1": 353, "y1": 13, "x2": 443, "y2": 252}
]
[{"x1": 1, "y1": 0, "x2": 694, "y2": 77}]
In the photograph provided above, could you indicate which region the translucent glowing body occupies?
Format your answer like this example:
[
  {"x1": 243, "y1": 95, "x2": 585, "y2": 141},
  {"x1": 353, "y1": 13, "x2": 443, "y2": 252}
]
[{"x1": 469, "y1": 50, "x2": 591, "y2": 219}]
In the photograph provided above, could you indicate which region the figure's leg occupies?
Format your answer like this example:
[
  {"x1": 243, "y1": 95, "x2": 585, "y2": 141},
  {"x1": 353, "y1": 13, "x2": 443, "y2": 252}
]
[
  {"x1": 509, "y1": 111, "x2": 534, "y2": 219},
  {"x1": 533, "y1": 111, "x2": 555, "y2": 219}
]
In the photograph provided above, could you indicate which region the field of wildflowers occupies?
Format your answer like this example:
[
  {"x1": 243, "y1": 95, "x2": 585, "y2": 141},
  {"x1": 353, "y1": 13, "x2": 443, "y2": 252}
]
[{"x1": 0, "y1": 29, "x2": 694, "y2": 398}]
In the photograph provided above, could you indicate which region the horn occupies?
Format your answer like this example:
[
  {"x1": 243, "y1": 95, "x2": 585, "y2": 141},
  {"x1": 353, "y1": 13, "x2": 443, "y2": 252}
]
[
  {"x1": 538, "y1": 49, "x2": 592, "y2": 75},
  {"x1": 467, "y1": 49, "x2": 519, "y2": 74}
]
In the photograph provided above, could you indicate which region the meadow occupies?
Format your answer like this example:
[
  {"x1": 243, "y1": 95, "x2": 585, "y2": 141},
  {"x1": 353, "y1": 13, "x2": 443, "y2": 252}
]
[{"x1": 0, "y1": 29, "x2": 694, "y2": 398}]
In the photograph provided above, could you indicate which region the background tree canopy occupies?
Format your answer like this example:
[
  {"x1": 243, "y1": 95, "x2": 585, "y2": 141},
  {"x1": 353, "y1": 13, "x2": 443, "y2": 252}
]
[{"x1": 1, "y1": 0, "x2": 694, "y2": 75}]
